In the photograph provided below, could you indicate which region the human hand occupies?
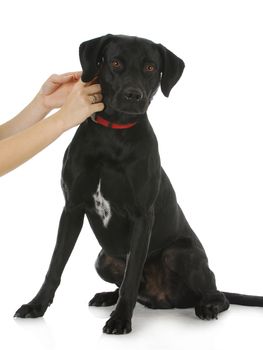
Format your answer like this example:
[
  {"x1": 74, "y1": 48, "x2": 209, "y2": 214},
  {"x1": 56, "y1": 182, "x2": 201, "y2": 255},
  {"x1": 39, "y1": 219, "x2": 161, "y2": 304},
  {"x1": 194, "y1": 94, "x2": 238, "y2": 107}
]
[
  {"x1": 53, "y1": 79, "x2": 104, "y2": 131},
  {"x1": 37, "y1": 72, "x2": 82, "y2": 111}
]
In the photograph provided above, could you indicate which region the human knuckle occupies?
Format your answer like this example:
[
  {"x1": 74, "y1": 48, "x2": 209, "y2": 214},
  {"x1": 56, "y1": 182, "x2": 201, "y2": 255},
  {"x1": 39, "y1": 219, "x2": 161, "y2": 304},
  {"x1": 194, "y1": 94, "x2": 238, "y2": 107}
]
[{"x1": 49, "y1": 73, "x2": 58, "y2": 80}]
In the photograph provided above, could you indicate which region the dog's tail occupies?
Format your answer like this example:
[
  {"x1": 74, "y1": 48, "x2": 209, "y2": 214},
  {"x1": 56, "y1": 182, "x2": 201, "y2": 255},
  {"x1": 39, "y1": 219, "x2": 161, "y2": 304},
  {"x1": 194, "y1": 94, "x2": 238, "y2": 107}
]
[{"x1": 222, "y1": 291, "x2": 263, "y2": 307}]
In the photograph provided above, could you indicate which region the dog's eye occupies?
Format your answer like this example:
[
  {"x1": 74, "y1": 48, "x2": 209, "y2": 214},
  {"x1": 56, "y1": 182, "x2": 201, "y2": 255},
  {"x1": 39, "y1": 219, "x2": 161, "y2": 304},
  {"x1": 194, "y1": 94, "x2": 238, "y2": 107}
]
[
  {"x1": 144, "y1": 64, "x2": 156, "y2": 72},
  {"x1": 111, "y1": 59, "x2": 122, "y2": 69}
]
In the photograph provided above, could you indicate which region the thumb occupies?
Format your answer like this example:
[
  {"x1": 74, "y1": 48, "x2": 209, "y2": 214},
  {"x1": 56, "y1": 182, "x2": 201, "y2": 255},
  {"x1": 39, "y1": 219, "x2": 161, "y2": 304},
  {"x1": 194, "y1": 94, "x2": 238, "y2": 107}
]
[{"x1": 51, "y1": 74, "x2": 74, "y2": 84}]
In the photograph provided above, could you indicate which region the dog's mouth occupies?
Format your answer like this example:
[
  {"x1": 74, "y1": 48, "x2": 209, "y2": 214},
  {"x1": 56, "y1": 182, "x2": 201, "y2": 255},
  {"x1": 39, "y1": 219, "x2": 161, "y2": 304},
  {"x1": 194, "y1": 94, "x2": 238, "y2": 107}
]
[
  {"x1": 104, "y1": 95, "x2": 149, "y2": 116},
  {"x1": 110, "y1": 103, "x2": 148, "y2": 115}
]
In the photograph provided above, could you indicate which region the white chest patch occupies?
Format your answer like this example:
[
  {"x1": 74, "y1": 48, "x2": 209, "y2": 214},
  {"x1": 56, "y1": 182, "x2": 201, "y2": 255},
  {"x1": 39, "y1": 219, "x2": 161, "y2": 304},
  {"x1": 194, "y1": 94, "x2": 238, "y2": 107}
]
[{"x1": 93, "y1": 179, "x2": 112, "y2": 228}]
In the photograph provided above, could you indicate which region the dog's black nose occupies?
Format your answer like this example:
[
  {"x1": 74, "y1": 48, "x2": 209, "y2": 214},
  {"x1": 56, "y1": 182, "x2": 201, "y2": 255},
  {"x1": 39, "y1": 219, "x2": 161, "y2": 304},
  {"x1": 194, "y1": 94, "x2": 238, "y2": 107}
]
[{"x1": 123, "y1": 88, "x2": 143, "y2": 102}]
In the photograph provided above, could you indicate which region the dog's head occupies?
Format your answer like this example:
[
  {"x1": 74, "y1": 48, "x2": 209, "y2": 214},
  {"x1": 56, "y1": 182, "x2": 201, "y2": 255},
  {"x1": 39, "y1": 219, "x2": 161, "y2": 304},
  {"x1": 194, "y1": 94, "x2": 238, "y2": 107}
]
[{"x1": 79, "y1": 34, "x2": 184, "y2": 116}]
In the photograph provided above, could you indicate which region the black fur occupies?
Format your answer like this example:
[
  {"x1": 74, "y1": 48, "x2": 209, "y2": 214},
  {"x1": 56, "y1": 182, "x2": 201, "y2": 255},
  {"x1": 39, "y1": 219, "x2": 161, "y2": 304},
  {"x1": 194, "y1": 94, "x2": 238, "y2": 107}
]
[{"x1": 14, "y1": 35, "x2": 263, "y2": 334}]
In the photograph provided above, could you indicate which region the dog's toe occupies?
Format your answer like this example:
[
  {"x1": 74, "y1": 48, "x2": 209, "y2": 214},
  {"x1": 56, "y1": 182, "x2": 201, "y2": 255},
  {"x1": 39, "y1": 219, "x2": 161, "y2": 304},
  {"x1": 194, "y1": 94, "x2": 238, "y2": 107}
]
[
  {"x1": 195, "y1": 303, "x2": 219, "y2": 320},
  {"x1": 14, "y1": 303, "x2": 46, "y2": 318},
  {"x1": 89, "y1": 290, "x2": 119, "y2": 307},
  {"x1": 103, "y1": 317, "x2": 131, "y2": 335},
  {"x1": 195, "y1": 292, "x2": 230, "y2": 320}
]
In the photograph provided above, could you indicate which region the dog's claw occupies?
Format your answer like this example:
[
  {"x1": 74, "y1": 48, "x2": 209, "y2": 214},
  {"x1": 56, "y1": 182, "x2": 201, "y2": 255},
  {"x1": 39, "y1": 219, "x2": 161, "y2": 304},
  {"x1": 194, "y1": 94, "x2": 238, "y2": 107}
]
[
  {"x1": 195, "y1": 292, "x2": 229, "y2": 320},
  {"x1": 89, "y1": 290, "x2": 119, "y2": 307},
  {"x1": 195, "y1": 303, "x2": 220, "y2": 320},
  {"x1": 14, "y1": 303, "x2": 46, "y2": 318},
  {"x1": 103, "y1": 316, "x2": 132, "y2": 335}
]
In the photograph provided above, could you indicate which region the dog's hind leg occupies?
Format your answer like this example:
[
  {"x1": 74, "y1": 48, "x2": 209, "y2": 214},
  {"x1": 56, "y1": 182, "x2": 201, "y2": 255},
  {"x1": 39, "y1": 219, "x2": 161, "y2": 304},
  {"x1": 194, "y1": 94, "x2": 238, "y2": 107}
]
[
  {"x1": 14, "y1": 206, "x2": 85, "y2": 318},
  {"x1": 89, "y1": 250, "x2": 125, "y2": 307},
  {"x1": 89, "y1": 290, "x2": 119, "y2": 307},
  {"x1": 162, "y1": 238, "x2": 230, "y2": 319}
]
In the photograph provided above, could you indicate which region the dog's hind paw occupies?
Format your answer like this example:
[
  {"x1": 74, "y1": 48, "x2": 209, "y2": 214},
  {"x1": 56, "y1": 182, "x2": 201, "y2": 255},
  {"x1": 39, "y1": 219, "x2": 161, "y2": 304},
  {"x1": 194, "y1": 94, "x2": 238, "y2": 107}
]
[
  {"x1": 195, "y1": 292, "x2": 230, "y2": 320},
  {"x1": 14, "y1": 303, "x2": 47, "y2": 318},
  {"x1": 195, "y1": 303, "x2": 219, "y2": 320},
  {"x1": 89, "y1": 289, "x2": 119, "y2": 307}
]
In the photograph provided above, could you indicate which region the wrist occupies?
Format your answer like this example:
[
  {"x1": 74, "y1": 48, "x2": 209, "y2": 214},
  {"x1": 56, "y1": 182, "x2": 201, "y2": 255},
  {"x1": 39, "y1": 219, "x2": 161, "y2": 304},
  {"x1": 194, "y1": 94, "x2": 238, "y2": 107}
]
[
  {"x1": 50, "y1": 110, "x2": 68, "y2": 133},
  {"x1": 32, "y1": 93, "x2": 53, "y2": 118}
]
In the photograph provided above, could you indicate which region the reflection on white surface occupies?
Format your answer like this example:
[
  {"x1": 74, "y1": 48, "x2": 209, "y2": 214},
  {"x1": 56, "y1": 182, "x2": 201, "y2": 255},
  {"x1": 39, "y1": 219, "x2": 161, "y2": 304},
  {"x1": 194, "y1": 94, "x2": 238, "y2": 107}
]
[
  {"x1": 13, "y1": 318, "x2": 55, "y2": 350},
  {"x1": 2, "y1": 304, "x2": 261, "y2": 350}
]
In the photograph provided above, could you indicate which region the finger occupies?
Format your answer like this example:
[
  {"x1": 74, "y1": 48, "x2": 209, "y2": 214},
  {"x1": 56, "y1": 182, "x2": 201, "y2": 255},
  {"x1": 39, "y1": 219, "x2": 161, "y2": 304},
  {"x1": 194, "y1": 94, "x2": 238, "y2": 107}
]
[
  {"x1": 93, "y1": 93, "x2": 103, "y2": 102},
  {"x1": 66, "y1": 71, "x2": 82, "y2": 81},
  {"x1": 61, "y1": 71, "x2": 82, "y2": 78},
  {"x1": 40, "y1": 73, "x2": 81, "y2": 95},
  {"x1": 88, "y1": 93, "x2": 103, "y2": 104},
  {"x1": 50, "y1": 74, "x2": 75, "y2": 84},
  {"x1": 86, "y1": 75, "x2": 99, "y2": 85},
  {"x1": 85, "y1": 84, "x2": 102, "y2": 94},
  {"x1": 72, "y1": 71, "x2": 82, "y2": 80},
  {"x1": 49, "y1": 72, "x2": 82, "y2": 87},
  {"x1": 81, "y1": 74, "x2": 99, "y2": 85},
  {"x1": 88, "y1": 95, "x2": 96, "y2": 104},
  {"x1": 91, "y1": 102, "x2": 105, "y2": 113}
]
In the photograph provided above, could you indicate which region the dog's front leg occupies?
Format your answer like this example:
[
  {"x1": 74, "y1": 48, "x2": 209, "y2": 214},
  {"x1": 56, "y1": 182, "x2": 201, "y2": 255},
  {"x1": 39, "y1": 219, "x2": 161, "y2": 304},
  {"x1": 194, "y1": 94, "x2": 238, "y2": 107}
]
[
  {"x1": 14, "y1": 205, "x2": 84, "y2": 318},
  {"x1": 103, "y1": 209, "x2": 154, "y2": 334}
]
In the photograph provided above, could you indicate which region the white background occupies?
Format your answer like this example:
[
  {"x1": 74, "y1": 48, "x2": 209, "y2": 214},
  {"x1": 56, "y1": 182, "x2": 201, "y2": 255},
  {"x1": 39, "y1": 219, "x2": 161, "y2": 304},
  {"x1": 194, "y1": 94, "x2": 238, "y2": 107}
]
[{"x1": 0, "y1": 0, "x2": 263, "y2": 349}]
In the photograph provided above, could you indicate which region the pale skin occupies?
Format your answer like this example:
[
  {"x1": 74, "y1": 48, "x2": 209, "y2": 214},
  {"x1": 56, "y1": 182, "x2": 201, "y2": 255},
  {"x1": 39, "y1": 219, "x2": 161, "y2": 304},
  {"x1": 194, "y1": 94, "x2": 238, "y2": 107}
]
[{"x1": 0, "y1": 72, "x2": 104, "y2": 176}]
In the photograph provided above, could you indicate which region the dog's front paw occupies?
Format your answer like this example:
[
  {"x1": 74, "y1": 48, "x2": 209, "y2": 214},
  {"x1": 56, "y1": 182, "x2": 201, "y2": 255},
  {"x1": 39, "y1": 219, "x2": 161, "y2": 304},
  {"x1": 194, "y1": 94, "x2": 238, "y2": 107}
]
[
  {"x1": 14, "y1": 303, "x2": 48, "y2": 318},
  {"x1": 103, "y1": 313, "x2": 132, "y2": 334}
]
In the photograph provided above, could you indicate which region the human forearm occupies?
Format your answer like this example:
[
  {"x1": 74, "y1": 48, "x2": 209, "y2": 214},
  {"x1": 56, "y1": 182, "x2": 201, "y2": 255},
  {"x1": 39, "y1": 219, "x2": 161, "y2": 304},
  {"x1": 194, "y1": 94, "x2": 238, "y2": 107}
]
[
  {"x1": 0, "y1": 94, "x2": 51, "y2": 140},
  {"x1": 0, "y1": 72, "x2": 83, "y2": 140},
  {"x1": 0, "y1": 112, "x2": 63, "y2": 176},
  {"x1": 0, "y1": 79, "x2": 103, "y2": 177}
]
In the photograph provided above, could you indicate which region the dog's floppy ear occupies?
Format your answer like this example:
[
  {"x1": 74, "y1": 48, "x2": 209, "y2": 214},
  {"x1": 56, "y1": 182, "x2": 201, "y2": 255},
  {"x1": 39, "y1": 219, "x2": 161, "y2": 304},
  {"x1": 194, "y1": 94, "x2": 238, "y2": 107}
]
[
  {"x1": 79, "y1": 34, "x2": 113, "y2": 82},
  {"x1": 158, "y1": 44, "x2": 185, "y2": 97}
]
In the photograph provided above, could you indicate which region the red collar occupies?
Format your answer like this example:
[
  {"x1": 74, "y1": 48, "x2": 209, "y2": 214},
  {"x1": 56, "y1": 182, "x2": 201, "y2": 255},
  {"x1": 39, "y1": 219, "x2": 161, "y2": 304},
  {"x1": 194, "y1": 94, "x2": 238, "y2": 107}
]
[{"x1": 91, "y1": 115, "x2": 137, "y2": 129}]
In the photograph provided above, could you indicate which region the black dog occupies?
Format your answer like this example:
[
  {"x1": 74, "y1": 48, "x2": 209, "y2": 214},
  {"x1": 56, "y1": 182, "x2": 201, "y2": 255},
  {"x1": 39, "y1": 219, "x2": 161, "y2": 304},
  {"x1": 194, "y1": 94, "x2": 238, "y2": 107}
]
[{"x1": 15, "y1": 34, "x2": 263, "y2": 334}]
